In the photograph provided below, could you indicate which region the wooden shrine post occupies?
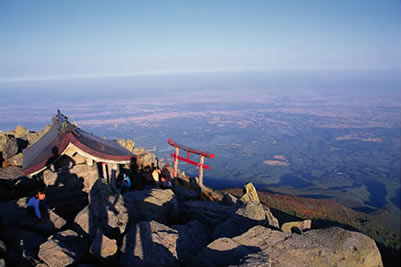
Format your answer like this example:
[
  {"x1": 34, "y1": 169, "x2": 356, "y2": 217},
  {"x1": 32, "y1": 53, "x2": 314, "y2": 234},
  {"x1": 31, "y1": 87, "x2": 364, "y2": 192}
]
[{"x1": 168, "y1": 139, "x2": 214, "y2": 186}]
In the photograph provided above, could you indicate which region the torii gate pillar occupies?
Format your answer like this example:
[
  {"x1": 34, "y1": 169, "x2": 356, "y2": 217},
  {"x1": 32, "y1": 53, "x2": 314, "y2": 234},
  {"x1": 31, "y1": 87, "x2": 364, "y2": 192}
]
[{"x1": 168, "y1": 139, "x2": 214, "y2": 186}]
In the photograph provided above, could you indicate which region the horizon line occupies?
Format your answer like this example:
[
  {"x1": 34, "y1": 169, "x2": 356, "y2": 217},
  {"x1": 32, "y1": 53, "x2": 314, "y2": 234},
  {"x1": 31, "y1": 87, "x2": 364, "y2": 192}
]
[{"x1": 0, "y1": 66, "x2": 397, "y2": 83}]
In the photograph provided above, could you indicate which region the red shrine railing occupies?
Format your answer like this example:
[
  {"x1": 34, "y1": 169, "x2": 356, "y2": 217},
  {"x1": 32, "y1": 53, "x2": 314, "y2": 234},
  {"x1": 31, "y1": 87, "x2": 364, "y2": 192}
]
[{"x1": 168, "y1": 138, "x2": 214, "y2": 186}]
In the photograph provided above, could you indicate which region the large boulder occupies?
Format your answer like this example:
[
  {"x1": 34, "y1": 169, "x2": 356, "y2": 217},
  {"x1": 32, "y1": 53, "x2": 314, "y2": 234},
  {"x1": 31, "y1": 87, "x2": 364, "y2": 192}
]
[
  {"x1": 182, "y1": 200, "x2": 234, "y2": 228},
  {"x1": 0, "y1": 133, "x2": 18, "y2": 160},
  {"x1": 192, "y1": 225, "x2": 383, "y2": 267},
  {"x1": 239, "y1": 182, "x2": 279, "y2": 229},
  {"x1": 90, "y1": 229, "x2": 118, "y2": 265},
  {"x1": 123, "y1": 188, "x2": 179, "y2": 225},
  {"x1": 174, "y1": 183, "x2": 199, "y2": 202},
  {"x1": 120, "y1": 220, "x2": 210, "y2": 267},
  {"x1": 43, "y1": 164, "x2": 98, "y2": 192},
  {"x1": 117, "y1": 138, "x2": 135, "y2": 152},
  {"x1": 5, "y1": 153, "x2": 23, "y2": 167},
  {"x1": 74, "y1": 179, "x2": 132, "y2": 239},
  {"x1": 240, "y1": 182, "x2": 260, "y2": 202},
  {"x1": 221, "y1": 192, "x2": 238, "y2": 206},
  {"x1": 14, "y1": 125, "x2": 30, "y2": 140},
  {"x1": 281, "y1": 219, "x2": 312, "y2": 233},
  {"x1": 212, "y1": 201, "x2": 267, "y2": 240},
  {"x1": 2, "y1": 228, "x2": 47, "y2": 267},
  {"x1": 38, "y1": 229, "x2": 90, "y2": 267},
  {"x1": 0, "y1": 197, "x2": 31, "y2": 231}
]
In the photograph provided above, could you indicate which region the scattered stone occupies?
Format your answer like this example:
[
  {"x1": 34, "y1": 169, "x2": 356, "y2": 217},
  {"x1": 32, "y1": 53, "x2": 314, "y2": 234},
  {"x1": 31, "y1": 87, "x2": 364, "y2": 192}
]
[
  {"x1": 281, "y1": 219, "x2": 312, "y2": 233},
  {"x1": 38, "y1": 229, "x2": 90, "y2": 267},
  {"x1": 123, "y1": 188, "x2": 179, "y2": 225}
]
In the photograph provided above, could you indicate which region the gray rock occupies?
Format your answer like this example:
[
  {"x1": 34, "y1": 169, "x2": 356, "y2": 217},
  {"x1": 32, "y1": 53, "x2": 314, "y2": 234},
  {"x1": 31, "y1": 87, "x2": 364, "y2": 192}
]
[
  {"x1": 75, "y1": 179, "x2": 133, "y2": 240},
  {"x1": 120, "y1": 220, "x2": 210, "y2": 267},
  {"x1": 194, "y1": 225, "x2": 383, "y2": 267},
  {"x1": 174, "y1": 183, "x2": 199, "y2": 202},
  {"x1": 123, "y1": 188, "x2": 178, "y2": 225},
  {"x1": 212, "y1": 201, "x2": 267, "y2": 240},
  {"x1": 0, "y1": 240, "x2": 5, "y2": 257},
  {"x1": 281, "y1": 219, "x2": 312, "y2": 233},
  {"x1": 240, "y1": 182, "x2": 260, "y2": 203},
  {"x1": 0, "y1": 133, "x2": 18, "y2": 159},
  {"x1": 117, "y1": 138, "x2": 135, "y2": 152},
  {"x1": 182, "y1": 200, "x2": 234, "y2": 228},
  {"x1": 5, "y1": 153, "x2": 23, "y2": 167},
  {"x1": 90, "y1": 229, "x2": 118, "y2": 265},
  {"x1": 38, "y1": 229, "x2": 90, "y2": 267},
  {"x1": 265, "y1": 207, "x2": 280, "y2": 229},
  {"x1": 221, "y1": 192, "x2": 238, "y2": 206},
  {"x1": 171, "y1": 220, "x2": 211, "y2": 264},
  {"x1": 237, "y1": 182, "x2": 279, "y2": 229},
  {"x1": 2, "y1": 228, "x2": 46, "y2": 266},
  {"x1": 190, "y1": 237, "x2": 262, "y2": 267}
]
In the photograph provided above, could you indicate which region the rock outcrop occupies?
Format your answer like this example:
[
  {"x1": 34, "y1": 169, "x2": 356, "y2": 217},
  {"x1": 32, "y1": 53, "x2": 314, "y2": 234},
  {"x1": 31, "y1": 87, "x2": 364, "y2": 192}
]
[
  {"x1": 123, "y1": 188, "x2": 179, "y2": 225},
  {"x1": 0, "y1": 133, "x2": 18, "y2": 160},
  {"x1": 120, "y1": 220, "x2": 210, "y2": 267},
  {"x1": 0, "y1": 124, "x2": 387, "y2": 267},
  {"x1": 281, "y1": 219, "x2": 312, "y2": 233},
  {"x1": 74, "y1": 179, "x2": 132, "y2": 240},
  {"x1": 192, "y1": 225, "x2": 383, "y2": 267},
  {"x1": 38, "y1": 229, "x2": 90, "y2": 267},
  {"x1": 90, "y1": 229, "x2": 118, "y2": 265}
]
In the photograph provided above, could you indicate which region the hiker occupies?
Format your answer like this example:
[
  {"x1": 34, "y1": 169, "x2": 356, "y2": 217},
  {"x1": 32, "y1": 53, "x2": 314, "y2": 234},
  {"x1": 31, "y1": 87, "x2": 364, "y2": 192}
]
[
  {"x1": 27, "y1": 190, "x2": 47, "y2": 221},
  {"x1": 152, "y1": 167, "x2": 161, "y2": 188},
  {"x1": 160, "y1": 163, "x2": 173, "y2": 189},
  {"x1": 121, "y1": 174, "x2": 132, "y2": 193},
  {"x1": 143, "y1": 165, "x2": 154, "y2": 185}
]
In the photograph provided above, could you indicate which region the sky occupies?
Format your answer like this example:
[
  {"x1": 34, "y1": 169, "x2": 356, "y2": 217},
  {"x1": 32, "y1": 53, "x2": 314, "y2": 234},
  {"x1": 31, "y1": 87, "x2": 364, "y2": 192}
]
[{"x1": 0, "y1": 0, "x2": 400, "y2": 83}]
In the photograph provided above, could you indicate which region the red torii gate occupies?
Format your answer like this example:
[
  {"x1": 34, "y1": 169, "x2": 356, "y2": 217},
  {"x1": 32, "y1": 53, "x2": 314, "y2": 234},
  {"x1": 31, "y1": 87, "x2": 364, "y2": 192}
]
[{"x1": 168, "y1": 138, "x2": 214, "y2": 186}]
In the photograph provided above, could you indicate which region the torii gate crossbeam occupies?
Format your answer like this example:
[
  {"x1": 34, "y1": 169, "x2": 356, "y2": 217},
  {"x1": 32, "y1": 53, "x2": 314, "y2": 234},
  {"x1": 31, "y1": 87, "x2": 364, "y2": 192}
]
[{"x1": 168, "y1": 138, "x2": 214, "y2": 186}]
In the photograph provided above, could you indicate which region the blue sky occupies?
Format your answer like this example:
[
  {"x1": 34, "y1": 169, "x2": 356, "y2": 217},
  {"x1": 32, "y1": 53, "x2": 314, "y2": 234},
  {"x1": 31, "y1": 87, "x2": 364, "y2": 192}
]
[{"x1": 0, "y1": 0, "x2": 400, "y2": 82}]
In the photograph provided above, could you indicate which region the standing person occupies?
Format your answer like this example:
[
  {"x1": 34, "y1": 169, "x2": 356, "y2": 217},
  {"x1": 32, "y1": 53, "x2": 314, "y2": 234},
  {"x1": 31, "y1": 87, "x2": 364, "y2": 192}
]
[
  {"x1": 160, "y1": 163, "x2": 173, "y2": 189},
  {"x1": 27, "y1": 190, "x2": 47, "y2": 221}
]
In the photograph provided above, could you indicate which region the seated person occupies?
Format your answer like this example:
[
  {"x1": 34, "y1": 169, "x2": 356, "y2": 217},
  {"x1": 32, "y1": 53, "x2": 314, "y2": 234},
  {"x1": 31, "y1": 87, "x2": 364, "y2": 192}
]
[
  {"x1": 121, "y1": 174, "x2": 132, "y2": 192},
  {"x1": 160, "y1": 163, "x2": 173, "y2": 189},
  {"x1": 27, "y1": 190, "x2": 47, "y2": 221},
  {"x1": 152, "y1": 167, "x2": 161, "y2": 188}
]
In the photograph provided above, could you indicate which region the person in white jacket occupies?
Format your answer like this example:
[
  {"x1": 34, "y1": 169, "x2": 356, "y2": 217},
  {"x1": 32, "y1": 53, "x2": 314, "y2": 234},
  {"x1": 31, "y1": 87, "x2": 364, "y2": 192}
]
[{"x1": 27, "y1": 191, "x2": 46, "y2": 220}]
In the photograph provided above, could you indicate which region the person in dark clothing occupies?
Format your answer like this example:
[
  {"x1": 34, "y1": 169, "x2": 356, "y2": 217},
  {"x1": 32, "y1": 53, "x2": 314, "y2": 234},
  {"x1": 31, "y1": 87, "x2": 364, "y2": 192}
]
[
  {"x1": 160, "y1": 163, "x2": 173, "y2": 189},
  {"x1": 143, "y1": 165, "x2": 154, "y2": 185}
]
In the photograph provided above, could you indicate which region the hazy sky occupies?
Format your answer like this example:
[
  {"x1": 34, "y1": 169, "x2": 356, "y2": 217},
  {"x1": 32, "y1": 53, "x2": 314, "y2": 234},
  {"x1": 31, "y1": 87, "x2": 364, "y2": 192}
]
[{"x1": 0, "y1": 0, "x2": 400, "y2": 82}]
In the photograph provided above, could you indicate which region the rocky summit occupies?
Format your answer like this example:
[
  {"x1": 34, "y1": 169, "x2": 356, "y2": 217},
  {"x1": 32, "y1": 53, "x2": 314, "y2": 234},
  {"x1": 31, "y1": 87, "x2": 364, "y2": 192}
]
[{"x1": 0, "y1": 125, "x2": 386, "y2": 267}]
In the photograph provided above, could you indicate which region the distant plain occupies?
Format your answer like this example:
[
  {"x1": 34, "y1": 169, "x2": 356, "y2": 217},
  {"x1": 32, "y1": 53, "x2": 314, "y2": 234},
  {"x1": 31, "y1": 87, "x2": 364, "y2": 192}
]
[{"x1": 1, "y1": 71, "x2": 400, "y2": 227}]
